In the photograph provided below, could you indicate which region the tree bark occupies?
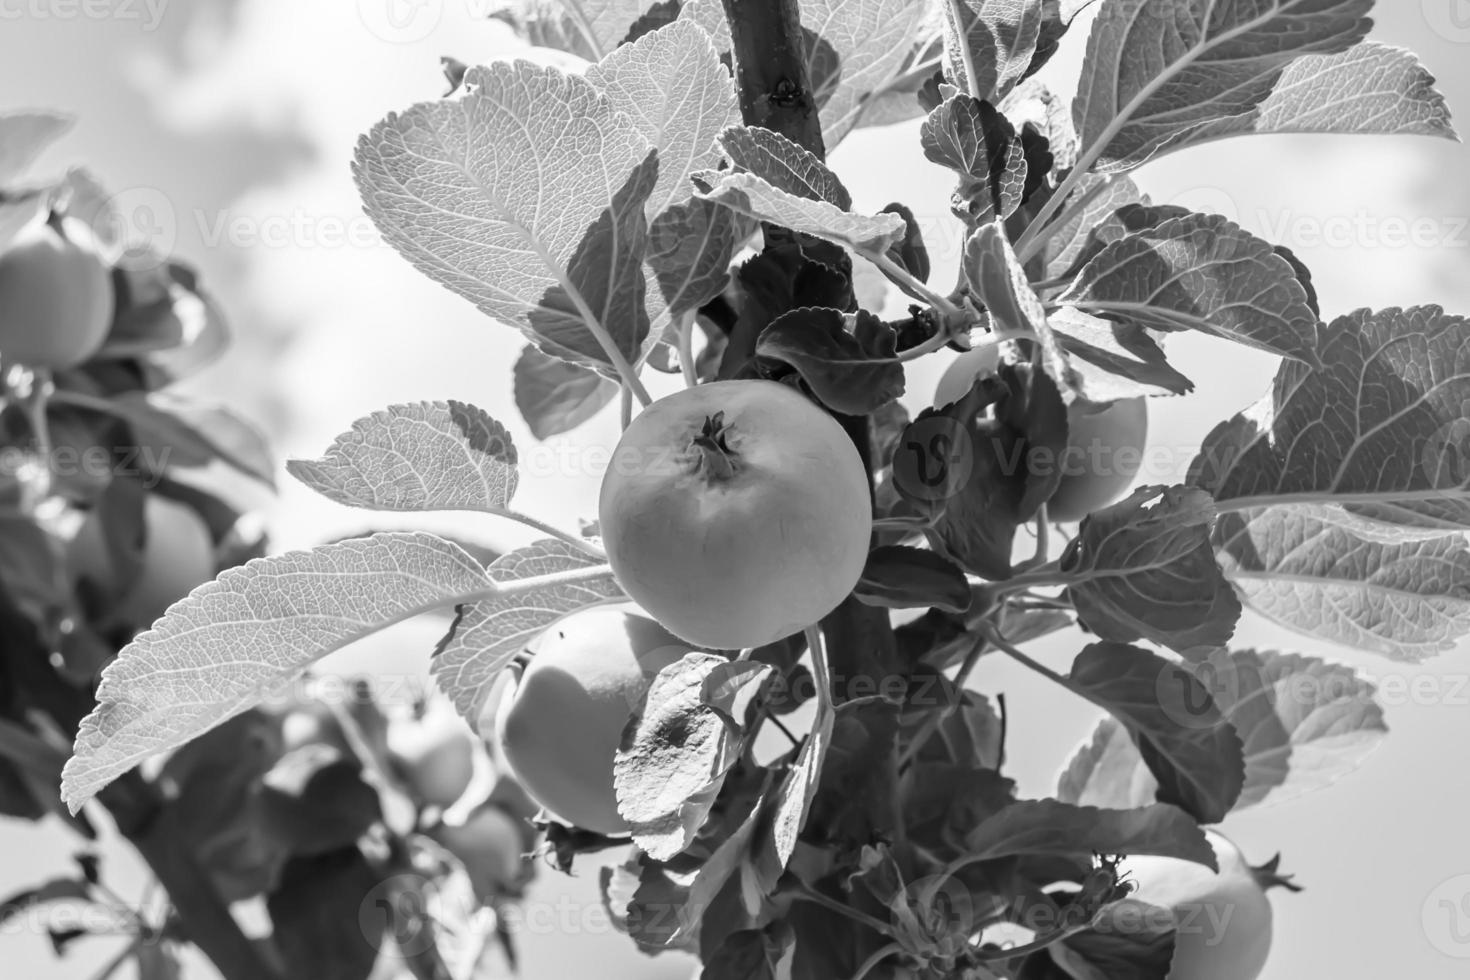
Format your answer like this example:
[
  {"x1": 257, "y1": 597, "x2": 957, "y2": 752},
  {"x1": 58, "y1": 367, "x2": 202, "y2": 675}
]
[{"x1": 719, "y1": 0, "x2": 826, "y2": 159}]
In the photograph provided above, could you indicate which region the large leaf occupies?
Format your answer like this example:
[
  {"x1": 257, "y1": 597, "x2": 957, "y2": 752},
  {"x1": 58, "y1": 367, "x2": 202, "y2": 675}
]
[
  {"x1": 589, "y1": 20, "x2": 747, "y2": 326},
  {"x1": 354, "y1": 61, "x2": 657, "y2": 377},
  {"x1": 486, "y1": 0, "x2": 647, "y2": 59},
  {"x1": 1215, "y1": 505, "x2": 1470, "y2": 661},
  {"x1": 693, "y1": 169, "x2": 907, "y2": 255},
  {"x1": 802, "y1": 0, "x2": 930, "y2": 146},
  {"x1": 1189, "y1": 306, "x2": 1470, "y2": 534},
  {"x1": 942, "y1": 0, "x2": 1045, "y2": 101},
  {"x1": 513, "y1": 346, "x2": 619, "y2": 439},
  {"x1": 1062, "y1": 486, "x2": 1241, "y2": 655},
  {"x1": 1048, "y1": 306, "x2": 1193, "y2": 402},
  {"x1": 1072, "y1": 0, "x2": 1372, "y2": 172},
  {"x1": 432, "y1": 540, "x2": 626, "y2": 728},
  {"x1": 1069, "y1": 642, "x2": 1245, "y2": 824},
  {"x1": 286, "y1": 402, "x2": 518, "y2": 513},
  {"x1": 1058, "y1": 648, "x2": 1386, "y2": 814},
  {"x1": 754, "y1": 307, "x2": 904, "y2": 415},
  {"x1": 1060, "y1": 210, "x2": 1321, "y2": 365},
  {"x1": 61, "y1": 533, "x2": 494, "y2": 810}
]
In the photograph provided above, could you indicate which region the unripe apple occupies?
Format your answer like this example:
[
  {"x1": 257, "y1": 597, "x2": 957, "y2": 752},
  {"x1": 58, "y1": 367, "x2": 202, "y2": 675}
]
[
  {"x1": 430, "y1": 802, "x2": 527, "y2": 902},
  {"x1": 0, "y1": 214, "x2": 114, "y2": 369},
  {"x1": 388, "y1": 698, "x2": 478, "y2": 809}
]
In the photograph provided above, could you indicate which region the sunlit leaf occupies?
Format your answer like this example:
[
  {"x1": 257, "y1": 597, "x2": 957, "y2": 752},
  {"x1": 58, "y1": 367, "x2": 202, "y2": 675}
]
[{"x1": 693, "y1": 170, "x2": 907, "y2": 254}]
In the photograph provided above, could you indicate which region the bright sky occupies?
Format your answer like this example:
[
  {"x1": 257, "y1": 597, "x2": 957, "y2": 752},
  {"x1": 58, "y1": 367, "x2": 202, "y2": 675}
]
[{"x1": 2, "y1": 1, "x2": 1470, "y2": 978}]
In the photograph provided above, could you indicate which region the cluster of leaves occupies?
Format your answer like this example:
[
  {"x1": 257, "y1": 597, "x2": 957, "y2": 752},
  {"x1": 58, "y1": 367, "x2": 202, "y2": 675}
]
[
  {"x1": 47, "y1": 0, "x2": 1470, "y2": 979},
  {"x1": 0, "y1": 116, "x2": 541, "y2": 980}
]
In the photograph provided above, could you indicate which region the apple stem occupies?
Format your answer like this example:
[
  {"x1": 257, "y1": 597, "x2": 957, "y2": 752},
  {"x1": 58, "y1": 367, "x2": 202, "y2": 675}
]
[
  {"x1": 693, "y1": 413, "x2": 737, "y2": 481},
  {"x1": 1251, "y1": 854, "x2": 1304, "y2": 893}
]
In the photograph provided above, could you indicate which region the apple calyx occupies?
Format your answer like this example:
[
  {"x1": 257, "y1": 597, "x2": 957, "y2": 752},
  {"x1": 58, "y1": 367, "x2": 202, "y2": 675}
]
[
  {"x1": 693, "y1": 412, "x2": 737, "y2": 481},
  {"x1": 1250, "y1": 853, "x2": 1303, "y2": 893}
]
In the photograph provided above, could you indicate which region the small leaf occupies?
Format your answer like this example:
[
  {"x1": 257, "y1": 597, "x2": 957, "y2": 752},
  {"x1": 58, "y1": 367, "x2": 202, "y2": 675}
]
[
  {"x1": 1073, "y1": 0, "x2": 1371, "y2": 171},
  {"x1": 719, "y1": 126, "x2": 851, "y2": 208},
  {"x1": 963, "y1": 221, "x2": 1072, "y2": 386},
  {"x1": 287, "y1": 401, "x2": 517, "y2": 513},
  {"x1": 513, "y1": 347, "x2": 618, "y2": 439},
  {"x1": 964, "y1": 799, "x2": 1215, "y2": 868},
  {"x1": 755, "y1": 307, "x2": 903, "y2": 415},
  {"x1": 921, "y1": 94, "x2": 1027, "y2": 225},
  {"x1": 354, "y1": 61, "x2": 657, "y2": 376},
  {"x1": 62, "y1": 532, "x2": 491, "y2": 810},
  {"x1": 880, "y1": 202, "x2": 931, "y2": 283},
  {"x1": 1027, "y1": 172, "x2": 1145, "y2": 280},
  {"x1": 432, "y1": 540, "x2": 626, "y2": 729},
  {"x1": 1062, "y1": 486, "x2": 1242, "y2": 655},
  {"x1": 1049, "y1": 307, "x2": 1194, "y2": 401},
  {"x1": 94, "y1": 392, "x2": 276, "y2": 489},
  {"x1": 754, "y1": 704, "x2": 835, "y2": 887},
  {"x1": 1216, "y1": 505, "x2": 1470, "y2": 661},
  {"x1": 1189, "y1": 306, "x2": 1470, "y2": 535},
  {"x1": 693, "y1": 170, "x2": 907, "y2": 255},
  {"x1": 1069, "y1": 642, "x2": 1245, "y2": 824},
  {"x1": 266, "y1": 849, "x2": 383, "y2": 980},
  {"x1": 855, "y1": 545, "x2": 971, "y2": 613},
  {"x1": 1060, "y1": 210, "x2": 1321, "y2": 365},
  {"x1": 1049, "y1": 906, "x2": 1176, "y2": 980},
  {"x1": 615, "y1": 653, "x2": 740, "y2": 860}
]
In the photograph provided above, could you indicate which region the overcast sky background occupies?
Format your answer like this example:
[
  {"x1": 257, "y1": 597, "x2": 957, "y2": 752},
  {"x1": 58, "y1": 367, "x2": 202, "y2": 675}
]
[{"x1": 3, "y1": 1, "x2": 1470, "y2": 977}]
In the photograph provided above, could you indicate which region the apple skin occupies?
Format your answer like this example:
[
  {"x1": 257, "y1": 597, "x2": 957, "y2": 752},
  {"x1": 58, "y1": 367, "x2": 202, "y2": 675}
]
[
  {"x1": 430, "y1": 802, "x2": 528, "y2": 902},
  {"x1": 388, "y1": 699, "x2": 478, "y2": 809},
  {"x1": 934, "y1": 346, "x2": 1148, "y2": 522},
  {"x1": 0, "y1": 214, "x2": 114, "y2": 369},
  {"x1": 67, "y1": 493, "x2": 216, "y2": 628}
]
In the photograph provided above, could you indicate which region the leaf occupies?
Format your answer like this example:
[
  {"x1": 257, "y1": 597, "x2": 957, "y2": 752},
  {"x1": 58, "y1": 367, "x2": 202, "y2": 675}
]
[
  {"x1": 1072, "y1": 0, "x2": 1372, "y2": 172},
  {"x1": 1060, "y1": 210, "x2": 1321, "y2": 365},
  {"x1": 134, "y1": 941, "x2": 184, "y2": 980},
  {"x1": 513, "y1": 347, "x2": 619, "y2": 439},
  {"x1": 1048, "y1": 307, "x2": 1194, "y2": 401},
  {"x1": 963, "y1": 799, "x2": 1215, "y2": 868},
  {"x1": 754, "y1": 307, "x2": 903, "y2": 415},
  {"x1": 694, "y1": 169, "x2": 907, "y2": 255},
  {"x1": 1068, "y1": 642, "x2": 1245, "y2": 824},
  {"x1": 258, "y1": 745, "x2": 382, "y2": 857},
  {"x1": 354, "y1": 61, "x2": 657, "y2": 377},
  {"x1": 1028, "y1": 173, "x2": 1145, "y2": 280},
  {"x1": 1214, "y1": 505, "x2": 1470, "y2": 661},
  {"x1": 287, "y1": 401, "x2": 517, "y2": 513},
  {"x1": 1048, "y1": 907, "x2": 1176, "y2": 980},
  {"x1": 432, "y1": 540, "x2": 626, "y2": 729},
  {"x1": 963, "y1": 221, "x2": 1072, "y2": 386},
  {"x1": 941, "y1": 0, "x2": 1045, "y2": 101},
  {"x1": 1190, "y1": 42, "x2": 1457, "y2": 146},
  {"x1": 802, "y1": 0, "x2": 931, "y2": 146},
  {"x1": 719, "y1": 126, "x2": 851, "y2": 208},
  {"x1": 0, "y1": 111, "x2": 72, "y2": 185},
  {"x1": 589, "y1": 19, "x2": 747, "y2": 327},
  {"x1": 615, "y1": 653, "x2": 741, "y2": 859},
  {"x1": 1061, "y1": 486, "x2": 1242, "y2": 655},
  {"x1": 754, "y1": 704, "x2": 836, "y2": 888},
  {"x1": 855, "y1": 546, "x2": 971, "y2": 613},
  {"x1": 88, "y1": 392, "x2": 276, "y2": 489},
  {"x1": 921, "y1": 95, "x2": 1027, "y2": 225},
  {"x1": 61, "y1": 532, "x2": 492, "y2": 810},
  {"x1": 1189, "y1": 306, "x2": 1470, "y2": 535},
  {"x1": 1058, "y1": 648, "x2": 1387, "y2": 815},
  {"x1": 487, "y1": 0, "x2": 646, "y2": 59},
  {"x1": 0, "y1": 878, "x2": 93, "y2": 928}
]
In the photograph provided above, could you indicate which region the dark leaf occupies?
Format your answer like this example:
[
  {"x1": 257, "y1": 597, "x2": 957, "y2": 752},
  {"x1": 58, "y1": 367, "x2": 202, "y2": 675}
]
[
  {"x1": 921, "y1": 95, "x2": 1026, "y2": 226},
  {"x1": 965, "y1": 799, "x2": 1215, "y2": 868},
  {"x1": 267, "y1": 848, "x2": 383, "y2": 980},
  {"x1": 512, "y1": 345, "x2": 618, "y2": 439},
  {"x1": 754, "y1": 307, "x2": 903, "y2": 415},
  {"x1": 854, "y1": 545, "x2": 970, "y2": 613},
  {"x1": 259, "y1": 744, "x2": 382, "y2": 857}
]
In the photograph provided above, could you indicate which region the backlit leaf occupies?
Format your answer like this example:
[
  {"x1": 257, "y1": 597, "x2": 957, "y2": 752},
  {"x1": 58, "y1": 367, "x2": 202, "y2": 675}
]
[
  {"x1": 1215, "y1": 504, "x2": 1470, "y2": 660},
  {"x1": 354, "y1": 61, "x2": 657, "y2": 377},
  {"x1": 802, "y1": 0, "x2": 930, "y2": 146},
  {"x1": 1189, "y1": 306, "x2": 1470, "y2": 534},
  {"x1": 941, "y1": 0, "x2": 1044, "y2": 101},
  {"x1": 287, "y1": 401, "x2": 517, "y2": 513},
  {"x1": 432, "y1": 540, "x2": 625, "y2": 729},
  {"x1": 921, "y1": 95, "x2": 1027, "y2": 225},
  {"x1": 1060, "y1": 210, "x2": 1321, "y2": 365},
  {"x1": 1048, "y1": 307, "x2": 1193, "y2": 401},
  {"x1": 62, "y1": 533, "x2": 490, "y2": 810},
  {"x1": 719, "y1": 126, "x2": 852, "y2": 208},
  {"x1": 513, "y1": 347, "x2": 619, "y2": 439},
  {"x1": 693, "y1": 170, "x2": 906, "y2": 255},
  {"x1": 1073, "y1": 0, "x2": 1372, "y2": 172}
]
